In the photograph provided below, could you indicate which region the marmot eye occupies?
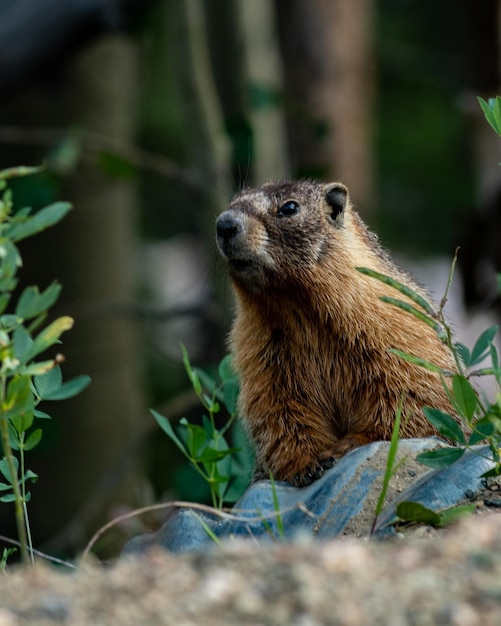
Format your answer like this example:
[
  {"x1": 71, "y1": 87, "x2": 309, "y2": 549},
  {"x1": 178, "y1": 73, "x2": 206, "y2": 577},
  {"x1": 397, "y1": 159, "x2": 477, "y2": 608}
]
[{"x1": 277, "y1": 201, "x2": 300, "y2": 217}]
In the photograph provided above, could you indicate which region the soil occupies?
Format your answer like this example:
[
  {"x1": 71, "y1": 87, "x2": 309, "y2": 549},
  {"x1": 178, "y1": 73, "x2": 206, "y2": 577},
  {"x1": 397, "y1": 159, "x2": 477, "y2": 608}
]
[{"x1": 339, "y1": 442, "x2": 440, "y2": 537}]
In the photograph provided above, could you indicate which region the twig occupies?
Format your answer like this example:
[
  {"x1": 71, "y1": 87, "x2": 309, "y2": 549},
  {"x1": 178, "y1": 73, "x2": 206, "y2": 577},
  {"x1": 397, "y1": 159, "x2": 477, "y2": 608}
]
[
  {"x1": 80, "y1": 498, "x2": 315, "y2": 563},
  {"x1": 0, "y1": 125, "x2": 208, "y2": 192},
  {"x1": 0, "y1": 534, "x2": 76, "y2": 569}
]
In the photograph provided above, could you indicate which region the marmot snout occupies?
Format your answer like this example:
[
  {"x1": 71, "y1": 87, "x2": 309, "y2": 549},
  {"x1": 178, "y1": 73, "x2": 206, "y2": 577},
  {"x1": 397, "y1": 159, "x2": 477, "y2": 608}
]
[{"x1": 217, "y1": 180, "x2": 461, "y2": 487}]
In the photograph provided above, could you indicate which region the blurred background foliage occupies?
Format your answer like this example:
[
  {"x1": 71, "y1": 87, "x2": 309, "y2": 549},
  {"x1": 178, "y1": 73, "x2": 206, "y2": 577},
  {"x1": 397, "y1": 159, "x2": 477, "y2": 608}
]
[{"x1": 0, "y1": 0, "x2": 499, "y2": 558}]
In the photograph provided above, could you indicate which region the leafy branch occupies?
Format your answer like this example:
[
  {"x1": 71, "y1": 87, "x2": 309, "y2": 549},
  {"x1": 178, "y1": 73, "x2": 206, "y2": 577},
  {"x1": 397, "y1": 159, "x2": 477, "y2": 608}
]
[
  {"x1": 151, "y1": 346, "x2": 250, "y2": 509},
  {"x1": 0, "y1": 166, "x2": 90, "y2": 565},
  {"x1": 357, "y1": 258, "x2": 501, "y2": 475}
]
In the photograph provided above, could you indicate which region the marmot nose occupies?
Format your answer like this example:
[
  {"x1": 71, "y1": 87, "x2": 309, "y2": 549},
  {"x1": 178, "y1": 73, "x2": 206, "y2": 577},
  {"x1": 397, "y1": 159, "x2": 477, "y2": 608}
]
[{"x1": 216, "y1": 212, "x2": 241, "y2": 242}]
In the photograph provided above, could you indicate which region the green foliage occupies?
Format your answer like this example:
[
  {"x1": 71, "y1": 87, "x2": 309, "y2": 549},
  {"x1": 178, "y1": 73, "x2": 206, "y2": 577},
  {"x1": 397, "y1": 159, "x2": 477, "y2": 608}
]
[
  {"x1": 395, "y1": 501, "x2": 475, "y2": 528},
  {"x1": 0, "y1": 167, "x2": 91, "y2": 565},
  {"x1": 152, "y1": 345, "x2": 250, "y2": 509},
  {"x1": 371, "y1": 397, "x2": 404, "y2": 534},
  {"x1": 1, "y1": 547, "x2": 16, "y2": 571},
  {"x1": 269, "y1": 475, "x2": 284, "y2": 538},
  {"x1": 357, "y1": 260, "x2": 501, "y2": 477},
  {"x1": 477, "y1": 96, "x2": 501, "y2": 138}
]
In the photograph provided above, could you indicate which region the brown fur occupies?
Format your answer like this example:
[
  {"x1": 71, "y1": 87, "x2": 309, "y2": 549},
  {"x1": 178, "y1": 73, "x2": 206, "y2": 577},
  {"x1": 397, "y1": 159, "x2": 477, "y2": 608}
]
[{"x1": 216, "y1": 180, "x2": 459, "y2": 486}]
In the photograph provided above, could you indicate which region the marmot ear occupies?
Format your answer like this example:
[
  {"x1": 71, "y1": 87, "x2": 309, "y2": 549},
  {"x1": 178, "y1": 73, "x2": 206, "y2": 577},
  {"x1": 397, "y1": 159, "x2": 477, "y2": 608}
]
[{"x1": 324, "y1": 183, "x2": 348, "y2": 224}]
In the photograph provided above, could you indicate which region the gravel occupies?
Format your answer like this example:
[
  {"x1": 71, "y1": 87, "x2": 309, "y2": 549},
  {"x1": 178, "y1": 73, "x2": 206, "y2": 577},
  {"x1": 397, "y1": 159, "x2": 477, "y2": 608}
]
[{"x1": 2, "y1": 513, "x2": 501, "y2": 625}]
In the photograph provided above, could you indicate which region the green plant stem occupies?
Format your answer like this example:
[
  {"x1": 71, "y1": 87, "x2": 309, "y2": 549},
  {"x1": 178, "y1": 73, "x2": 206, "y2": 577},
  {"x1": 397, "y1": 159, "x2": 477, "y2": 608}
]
[
  {"x1": 22, "y1": 500, "x2": 34, "y2": 565},
  {"x1": 439, "y1": 247, "x2": 459, "y2": 316},
  {"x1": 0, "y1": 413, "x2": 28, "y2": 564},
  {"x1": 18, "y1": 437, "x2": 34, "y2": 565}
]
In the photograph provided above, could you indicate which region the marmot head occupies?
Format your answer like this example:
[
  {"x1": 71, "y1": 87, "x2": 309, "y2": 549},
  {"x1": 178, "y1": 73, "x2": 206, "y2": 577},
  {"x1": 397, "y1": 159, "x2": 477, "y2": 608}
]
[{"x1": 216, "y1": 180, "x2": 350, "y2": 290}]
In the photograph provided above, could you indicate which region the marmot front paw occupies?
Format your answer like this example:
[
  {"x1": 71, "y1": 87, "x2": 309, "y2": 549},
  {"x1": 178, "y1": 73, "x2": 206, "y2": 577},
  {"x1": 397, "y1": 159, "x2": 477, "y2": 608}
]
[{"x1": 291, "y1": 455, "x2": 336, "y2": 488}]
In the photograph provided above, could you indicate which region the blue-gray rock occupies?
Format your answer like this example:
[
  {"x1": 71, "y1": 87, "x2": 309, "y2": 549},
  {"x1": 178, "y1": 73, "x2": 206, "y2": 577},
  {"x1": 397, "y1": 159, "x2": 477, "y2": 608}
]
[{"x1": 122, "y1": 438, "x2": 494, "y2": 556}]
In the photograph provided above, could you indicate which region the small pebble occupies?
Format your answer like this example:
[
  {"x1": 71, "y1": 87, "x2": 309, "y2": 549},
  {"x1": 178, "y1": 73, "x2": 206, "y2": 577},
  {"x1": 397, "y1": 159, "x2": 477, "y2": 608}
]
[{"x1": 483, "y1": 497, "x2": 501, "y2": 508}]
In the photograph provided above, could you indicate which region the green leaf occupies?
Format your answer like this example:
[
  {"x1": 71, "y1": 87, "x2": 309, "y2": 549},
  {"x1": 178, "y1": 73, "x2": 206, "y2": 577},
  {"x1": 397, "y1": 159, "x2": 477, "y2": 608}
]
[
  {"x1": 202, "y1": 393, "x2": 219, "y2": 412},
  {"x1": 490, "y1": 96, "x2": 501, "y2": 134},
  {"x1": 396, "y1": 501, "x2": 442, "y2": 526},
  {"x1": 0, "y1": 314, "x2": 21, "y2": 332},
  {"x1": 0, "y1": 494, "x2": 17, "y2": 503},
  {"x1": 27, "y1": 311, "x2": 48, "y2": 335},
  {"x1": 7, "y1": 202, "x2": 72, "y2": 242},
  {"x1": 15, "y1": 282, "x2": 62, "y2": 321},
  {"x1": 150, "y1": 409, "x2": 187, "y2": 456},
  {"x1": 468, "y1": 325, "x2": 498, "y2": 367},
  {"x1": 379, "y1": 297, "x2": 446, "y2": 339},
  {"x1": 179, "y1": 420, "x2": 209, "y2": 458},
  {"x1": 470, "y1": 367, "x2": 501, "y2": 377},
  {"x1": 478, "y1": 96, "x2": 501, "y2": 137},
  {"x1": 0, "y1": 165, "x2": 44, "y2": 181},
  {"x1": 223, "y1": 376, "x2": 239, "y2": 416},
  {"x1": 23, "y1": 469, "x2": 38, "y2": 484},
  {"x1": 416, "y1": 446, "x2": 465, "y2": 468},
  {"x1": 181, "y1": 344, "x2": 202, "y2": 395},
  {"x1": 389, "y1": 349, "x2": 448, "y2": 374},
  {"x1": 356, "y1": 267, "x2": 436, "y2": 315},
  {"x1": 25, "y1": 316, "x2": 74, "y2": 361},
  {"x1": 195, "y1": 368, "x2": 217, "y2": 396},
  {"x1": 454, "y1": 343, "x2": 470, "y2": 367},
  {"x1": 438, "y1": 504, "x2": 475, "y2": 526},
  {"x1": 34, "y1": 365, "x2": 62, "y2": 400},
  {"x1": 198, "y1": 447, "x2": 237, "y2": 463},
  {"x1": 218, "y1": 355, "x2": 235, "y2": 381},
  {"x1": 11, "y1": 409, "x2": 34, "y2": 435},
  {"x1": 222, "y1": 471, "x2": 250, "y2": 503},
  {"x1": 20, "y1": 360, "x2": 56, "y2": 376},
  {"x1": 201, "y1": 414, "x2": 215, "y2": 439},
  {"x1": 23, "y1": 428, "x2": 42, "y2": 451},
  {"x1": 452, "y1": 374, "x2": 478, "y2": 421},
  {"x1": 12, "y1": 325, "x2": 33, "y2": 363},
  {"x1": 396, "y1": 501, "x2": 474, "y2": 527},
  {"x1": 34, "y1": 409, "x2": 51, "y2": 419},
  {"x1": 218, "y1": 355, "x2": 240, "y2": 414},
  {"x1": 42, "y1": 374, "x2": 91, "y2": 401},
  {"x1": 481, "y1": 466, "x2": 501, "y2": 478},
  {"x1": 469, "y1": 417, "x2": 496, "y2": 445},
  {"x1": 3, "y1": 375, "x2": 34, "y2": 422},
  {"x1": 422, "y1": 407, "x2": 465, "y2": 444},
  {"x1": 0, "y1": 240, "x2": 21, "y2": 281},
  {"x1": 0, "y1": 294, "x2": 11, "y2": 315},
  {"x1": 0, "y1": 457, "x2": 17, "y2": 483},
  {"x1": 490, "y1": 342, "x2": 499, "y2": 371},
  {"x1": 374, "y1": 398, "x2": 403, "y2": 519},
  {"x1": 8, "y1": 423, "x2": 19, "y2": 450}
]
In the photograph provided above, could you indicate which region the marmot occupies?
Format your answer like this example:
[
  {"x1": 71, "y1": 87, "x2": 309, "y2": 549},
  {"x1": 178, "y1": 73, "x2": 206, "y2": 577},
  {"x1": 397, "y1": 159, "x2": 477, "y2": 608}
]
[{"x1": 216, "y1": 180, "x2": 459, "y2": 487}]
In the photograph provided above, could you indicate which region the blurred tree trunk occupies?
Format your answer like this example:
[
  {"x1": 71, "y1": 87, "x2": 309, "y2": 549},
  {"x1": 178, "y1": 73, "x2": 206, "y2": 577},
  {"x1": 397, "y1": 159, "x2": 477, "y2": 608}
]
[
  {"x1": 204, "y1": 0, "x2": 255, "y2": 188},
  {"x1": 239, "y1": 0, "x2": 289, "y2": 183},
  {"x1": 458, "y1": 0, "x2": 501, "y2": 313},
  {"x1": 205, "y1": 0, "x2": 289, "y2": 187},
  {"x1": 465, "y1": 0, "x2": 501, "y2": 202},
  {"x1": 138, "y1": 0, "x2": 231, "y2": 366},
  {"x1": 181, "y1": 0, "x2": 230, "y2": 237},
  {"x1": 275, "y1": 0, "x2": 375, "y2": 214}
]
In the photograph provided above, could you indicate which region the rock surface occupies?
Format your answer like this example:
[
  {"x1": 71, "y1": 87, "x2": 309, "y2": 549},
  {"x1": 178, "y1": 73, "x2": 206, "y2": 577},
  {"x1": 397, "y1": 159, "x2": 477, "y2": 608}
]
[{"x1": 123, "y1": 439, "x2": 494, "y2": 554}]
